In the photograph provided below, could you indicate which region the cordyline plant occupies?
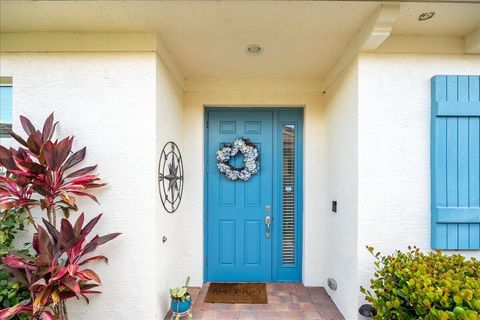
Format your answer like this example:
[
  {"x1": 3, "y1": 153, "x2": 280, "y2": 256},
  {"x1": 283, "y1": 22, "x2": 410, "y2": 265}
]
[
  {"x1": 0, "y1": 113, "x2": 119, "y2": 320},
  {"x1": 0, "y1": 213, "x2": 120, "y2": 320},
  {"x1": 0, "y1": 113, "x2": 105, "y2": 228}
]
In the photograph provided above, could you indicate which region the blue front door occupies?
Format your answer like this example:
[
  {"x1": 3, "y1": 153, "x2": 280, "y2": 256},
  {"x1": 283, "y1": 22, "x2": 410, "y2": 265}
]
[
  {"x1": 206, "y1": 110, "x2": 273, "y2": 281},
  {"x1": 205, "y1": 108, "x2": 303, "y2": 282}
]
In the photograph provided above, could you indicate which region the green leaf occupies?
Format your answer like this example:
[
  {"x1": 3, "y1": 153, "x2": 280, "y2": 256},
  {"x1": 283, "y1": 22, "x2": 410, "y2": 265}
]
[
  {"x1": 453, "y1": 306, "x2": 466, "y2": 318},
  {"x1": 454, "y1": 296, "x2": 463, "y2": 306},
  {"x1": 465, "y1": 310, "x2": 477, "y2": 320},
  {"x1": 177, "y1": 287, "x2": 187, "y2": 297}
]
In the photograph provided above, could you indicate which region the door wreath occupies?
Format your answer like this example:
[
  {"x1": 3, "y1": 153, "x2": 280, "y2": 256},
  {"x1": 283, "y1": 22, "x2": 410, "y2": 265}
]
[{"x1": 216, "y1": 138, "x2": 259, "y2": 181}]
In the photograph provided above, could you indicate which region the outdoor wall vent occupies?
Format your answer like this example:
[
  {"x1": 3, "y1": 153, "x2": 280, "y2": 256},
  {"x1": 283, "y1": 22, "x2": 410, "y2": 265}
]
[
  {"x1": 327, "y1": 278, "x2": 337, "y2": 290},
  {"x1": 359, "y1": 304, "x2": 377, "y2": 318},
  {"x1": 245, "y1": 44, "x2": 264, "y2": 56},
  {"x1": 418, "y1": 12, "x2": 435, "y2": 21}
]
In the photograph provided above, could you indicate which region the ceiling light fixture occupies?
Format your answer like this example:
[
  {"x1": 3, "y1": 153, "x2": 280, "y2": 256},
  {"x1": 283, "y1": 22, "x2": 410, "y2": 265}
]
[
  {"x1": 418, "y1": 12, "x2": 435, "y2": 21},
  {"x1": 245, "y1": 44, "x2": 263, "y2": 56}
]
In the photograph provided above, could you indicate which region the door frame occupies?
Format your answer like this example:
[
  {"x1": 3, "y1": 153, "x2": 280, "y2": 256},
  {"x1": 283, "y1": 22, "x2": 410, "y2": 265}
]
[{"x1": 203, "y1": 106, "x2": 304, "y2": 283}]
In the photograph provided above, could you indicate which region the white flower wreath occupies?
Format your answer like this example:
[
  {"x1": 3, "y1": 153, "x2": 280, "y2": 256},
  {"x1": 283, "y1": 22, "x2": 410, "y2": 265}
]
[{"x1": 216, "y1": 138, "x2": 259, "y2": 181}]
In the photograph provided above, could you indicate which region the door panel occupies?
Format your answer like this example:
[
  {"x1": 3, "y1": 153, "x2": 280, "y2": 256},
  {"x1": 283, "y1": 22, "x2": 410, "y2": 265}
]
[{"x1": 206, "y1": 110, "x2": 273, "y2": 281}]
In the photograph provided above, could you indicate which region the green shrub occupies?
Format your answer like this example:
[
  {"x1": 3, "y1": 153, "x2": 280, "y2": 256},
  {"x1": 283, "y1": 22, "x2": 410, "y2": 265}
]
[
  {"x1": 361, "y1": 246, "x2": 480, "y2": 320},
  {"x1": 0, "y1": 208, "x2": 26, "y2": 255},
  {"x1": 0, "y1": 208, "x2": 29, "y2": 318}
]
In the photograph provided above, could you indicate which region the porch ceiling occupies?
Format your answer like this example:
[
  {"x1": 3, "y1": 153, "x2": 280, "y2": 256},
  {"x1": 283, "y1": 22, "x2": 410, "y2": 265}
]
[{"x1": 1, "y1": 1, "x2": 479, "y2": 81}]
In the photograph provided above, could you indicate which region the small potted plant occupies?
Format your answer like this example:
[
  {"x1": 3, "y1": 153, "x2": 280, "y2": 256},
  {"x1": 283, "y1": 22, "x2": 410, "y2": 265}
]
[{"x1": 169, "y1": 276, "x2": 192, "y2": 318}]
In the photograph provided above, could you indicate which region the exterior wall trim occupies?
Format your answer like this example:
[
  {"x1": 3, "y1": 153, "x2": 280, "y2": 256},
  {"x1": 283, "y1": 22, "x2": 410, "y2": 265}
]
[
  {"x1": 187, "y1": 79, "x2": 323, "y2": 93},
  {"x1": 0, "y1": 32, "x2": 157, "y2": 52},
  {"x1": 0, "y1": 33, "x2": 187, "y2": 90},
  {"x1": 376, "y1": 35, "x2": 466, "y2": 54}
]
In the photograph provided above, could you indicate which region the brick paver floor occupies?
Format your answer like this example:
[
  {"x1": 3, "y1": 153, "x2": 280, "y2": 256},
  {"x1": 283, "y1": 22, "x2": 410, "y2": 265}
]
[{"x1": 165, "y1": 283, "x2": 344, "y2": 320}]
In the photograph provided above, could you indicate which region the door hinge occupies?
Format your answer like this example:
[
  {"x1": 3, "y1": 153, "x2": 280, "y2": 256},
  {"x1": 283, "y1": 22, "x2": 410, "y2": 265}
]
[
  {"x1": 206, "y1": 120, "x2": 209, "y2": 128},
  {"x1": 206, "y1": 165, "x2": 208, "y2": 173},
  {"x1": 206, "y1": 210, "x2": 208, "y2": 221}
]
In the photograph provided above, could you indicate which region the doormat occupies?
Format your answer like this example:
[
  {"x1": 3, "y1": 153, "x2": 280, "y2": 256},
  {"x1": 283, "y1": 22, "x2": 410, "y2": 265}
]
[{"x1": 204, "y1": 283, "x2": 268, "y2": 304}]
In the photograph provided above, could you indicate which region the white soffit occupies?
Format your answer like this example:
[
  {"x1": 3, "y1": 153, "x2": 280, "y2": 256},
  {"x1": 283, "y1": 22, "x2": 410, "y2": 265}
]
[
  {"x1": 0, "y1": 1, "x2": 479, "y2": 82},
  {"x1": 466, "y1": 27, "x2": 480, "y2": 53},
  {"x1": 0, "y1": 1, "x2": 374, "y2": 80},
  {"x1": 393, "y1": 2, "x2": 480, "y2": 36}
]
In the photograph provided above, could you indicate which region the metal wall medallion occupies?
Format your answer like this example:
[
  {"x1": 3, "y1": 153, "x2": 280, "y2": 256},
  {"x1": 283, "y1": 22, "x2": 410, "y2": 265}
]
[{"x1": 158, "y1": 141, "x2": 184, "y2": 213}]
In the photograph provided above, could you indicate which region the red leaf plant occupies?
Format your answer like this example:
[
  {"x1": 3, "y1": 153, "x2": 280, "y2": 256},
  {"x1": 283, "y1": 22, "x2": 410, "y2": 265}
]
[
  {"x1": 0, "y1": 213, "x2": 120, "y2": 320},
  {"x1": 0, "y1": 113, "x2": 106, "y2": 228},
  {"x1": 0, "y1": 113, "x2": 118, "y2": 320}
]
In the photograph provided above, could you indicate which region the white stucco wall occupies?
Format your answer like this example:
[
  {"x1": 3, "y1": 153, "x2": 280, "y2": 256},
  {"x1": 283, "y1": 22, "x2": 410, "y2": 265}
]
[
  {"x1": 0, "y1": 52, "x2": 162, "y2": 319},
  {"x1": 182, "y1": 84, "x2": 327, "y2": 287},
  {"x1": 155, "y1": 54, "x2": 186, "y2": 318},
  {"x1": 320, "y1": 60, "x2": 359, "y2": 320},
  {"x1": 357, "y1": 53, "x2": 480, "y2": 317}
]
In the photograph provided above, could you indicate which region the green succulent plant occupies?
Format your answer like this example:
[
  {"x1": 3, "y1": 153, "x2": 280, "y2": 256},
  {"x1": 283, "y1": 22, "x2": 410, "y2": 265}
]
[{"x1": 169, "y1": 276, "x2": 191, "y2": 301}]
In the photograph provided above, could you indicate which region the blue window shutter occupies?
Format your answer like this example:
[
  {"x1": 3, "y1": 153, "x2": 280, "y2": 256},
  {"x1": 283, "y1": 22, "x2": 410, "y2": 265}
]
[{"x1": 431, "y1": 75, "x2": 480, "y2": 250}]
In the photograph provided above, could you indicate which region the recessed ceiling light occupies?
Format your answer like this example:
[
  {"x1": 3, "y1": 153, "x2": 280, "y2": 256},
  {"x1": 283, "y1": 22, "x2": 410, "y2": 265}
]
[
  {"x1": 245, "y1": 44, "x2": 263, "y2": 56},
  {"x1": 418, "y1": 12, "x2": 435, "y2": 21}
]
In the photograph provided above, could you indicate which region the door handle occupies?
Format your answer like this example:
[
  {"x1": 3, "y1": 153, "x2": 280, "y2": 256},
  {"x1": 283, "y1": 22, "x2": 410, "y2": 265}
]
[{"x1": 265, "y1": 215, "x2": 272, "y2": 239}]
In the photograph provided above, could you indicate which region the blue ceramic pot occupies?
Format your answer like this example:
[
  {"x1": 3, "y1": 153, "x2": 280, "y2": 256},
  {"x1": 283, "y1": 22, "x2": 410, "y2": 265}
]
[{"x1": 171, "y1": 295, "x2": 191, "y2": 313}]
